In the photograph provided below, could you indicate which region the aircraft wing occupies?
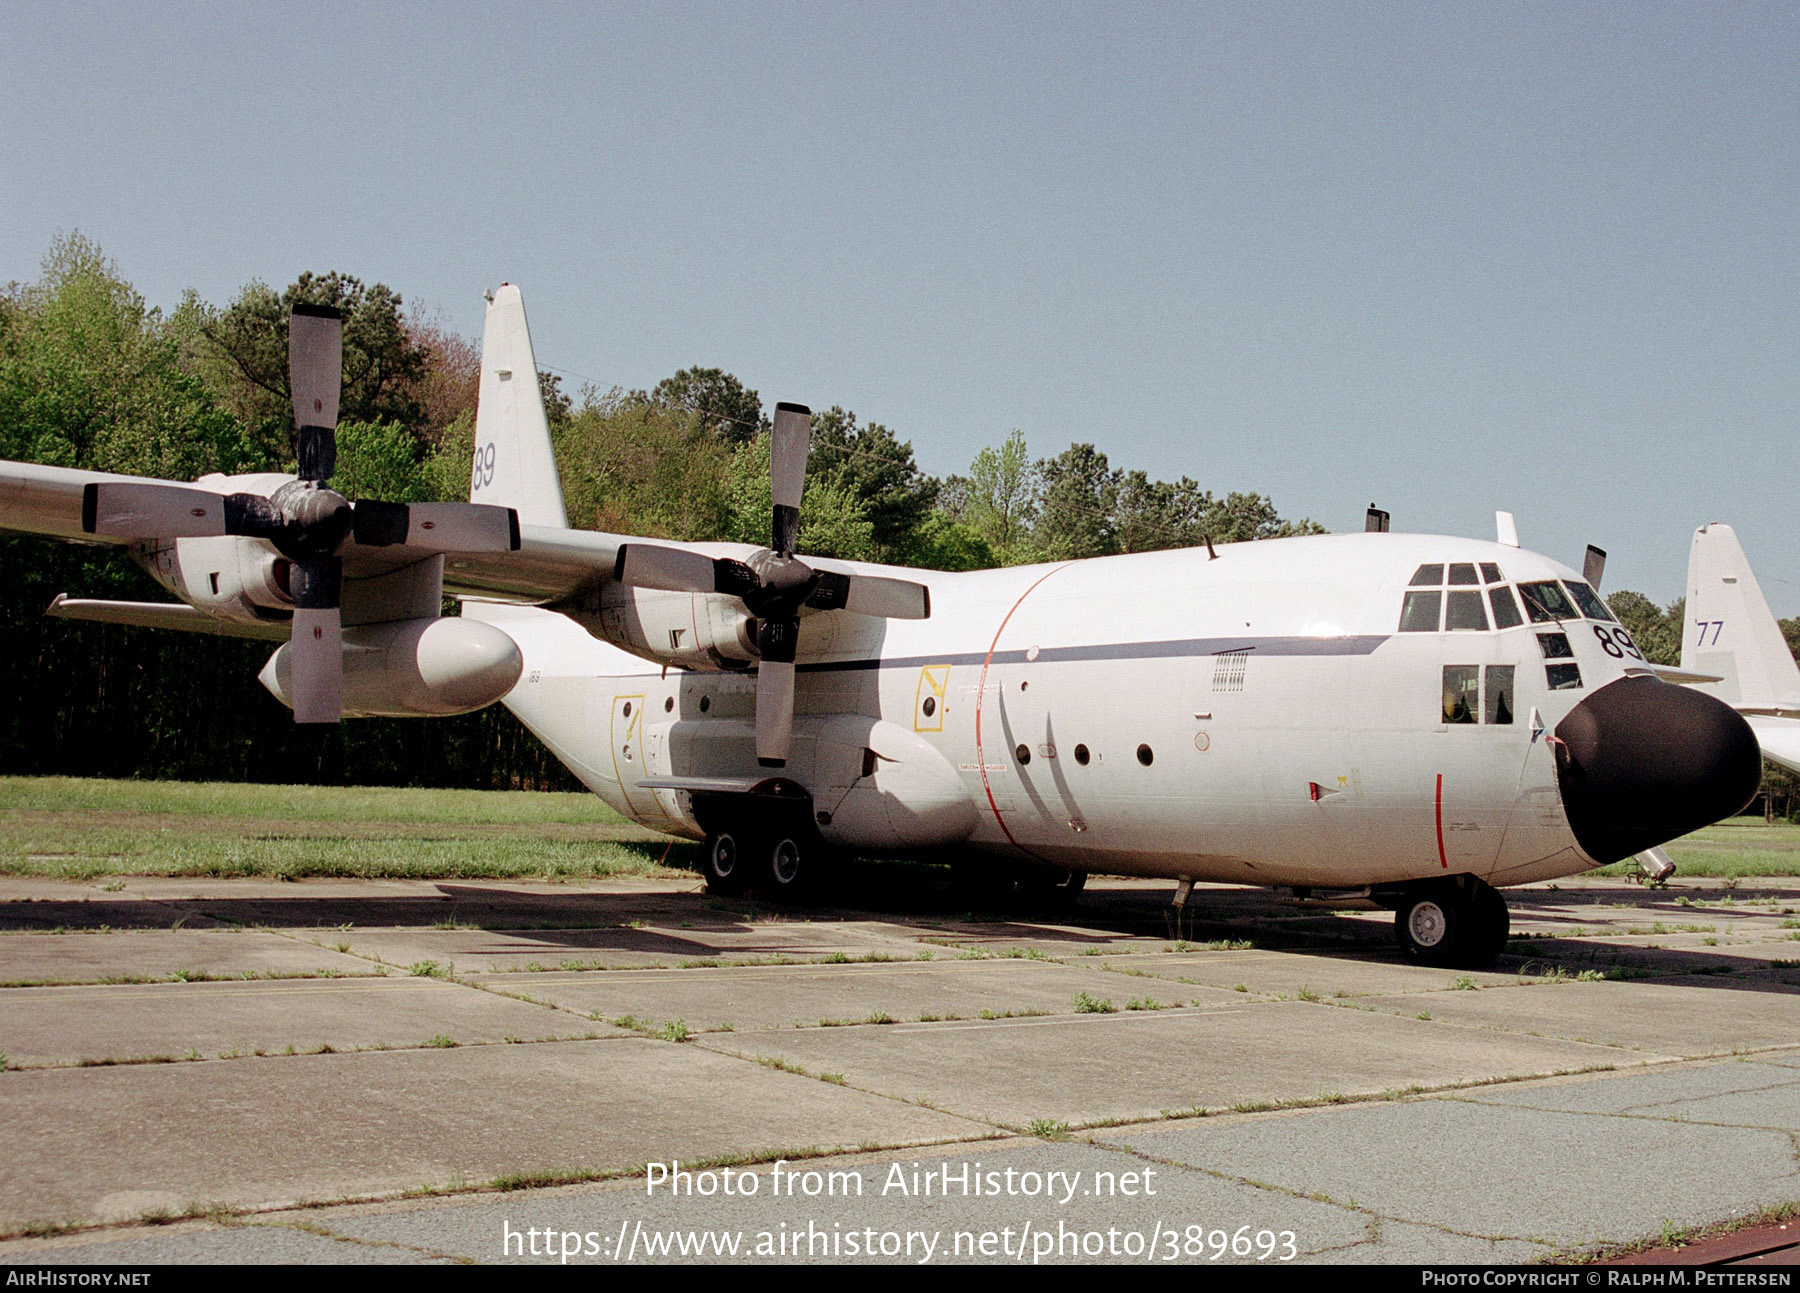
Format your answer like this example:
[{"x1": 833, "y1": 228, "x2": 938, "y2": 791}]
[
  {"x1": 442, "y1": 524, "x2": 624, "y2": 605},
  {"x1": 0, "y1": 459, "x2": 625, "y2": 606},
  {"x1": 1748, "y1": 716, "x2": 1800, "y2": 778},
  {"x1": 0, "y1": 460, "x2": 148, "y2": 544}
]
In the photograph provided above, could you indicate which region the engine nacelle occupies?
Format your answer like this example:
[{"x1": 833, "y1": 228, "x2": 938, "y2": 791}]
[
  {"x1": 581, "y1": 584, "x2": 759, "y2": 672},
  {"x1": 258, "y1": 617, "x2": 523, "y2": 718},
  {"x1": 141, "y1": 535, "x2": 294, "y2": 627}
]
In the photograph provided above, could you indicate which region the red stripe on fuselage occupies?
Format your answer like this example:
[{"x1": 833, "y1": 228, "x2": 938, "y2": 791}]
[{"x1": 974, "y1": 565, "x2": 1073, "y2": 850}]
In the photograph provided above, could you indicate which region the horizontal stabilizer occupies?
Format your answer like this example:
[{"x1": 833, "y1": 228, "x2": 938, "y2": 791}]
[{"x1": 1647, "y1": 663, "x2": 1724, "y2": 685}]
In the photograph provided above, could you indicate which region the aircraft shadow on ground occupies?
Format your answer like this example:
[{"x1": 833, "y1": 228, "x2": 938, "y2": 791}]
[{"x1": 0, "y1": 872, "x2": 1793, "y2": 990}]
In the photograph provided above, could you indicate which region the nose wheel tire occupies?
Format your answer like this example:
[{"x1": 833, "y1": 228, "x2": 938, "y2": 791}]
[
  {"x1": 1395, "y1": 878, "x2": 1509, "y2": 968},
  {"x1": 702, "y1": 830, "x2": 750, "y2": 895}
]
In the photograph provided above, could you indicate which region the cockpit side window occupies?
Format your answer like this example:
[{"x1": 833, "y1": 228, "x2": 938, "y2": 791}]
[
  {"x1": 1519, "y1": 580, "x2": 1577, "y2": 623},
  {"x1": 1480, "y1": 563, "x2": 1505, "y2": 584},
  {"x1": 1410, "y1": 564, "x2": 1444, "y2": 587},
  {"x1": 1563, "y1": 581, "x2": 1615, "y2": 622}
]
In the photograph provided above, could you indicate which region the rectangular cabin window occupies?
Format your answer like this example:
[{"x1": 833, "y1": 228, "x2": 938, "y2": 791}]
[
  {"x1": 1442, "y1": 665, "x2": 1479, "y2": 724},
  {"x1": 1410, "y1": 564, "x2": 1444, "y2": 587},
  {"x1": 1546, "y1": 662, "x2": 1584, "y2": 690},
  {"x1": 1564, "y1": 581, "x2": 1615, "y2": 622},
  {"x1": 1489, "y1": 586, "x2": 1523, "y2": 629},
  {"x1": 1519, "y1": 580, "x2": 1577, "y2": 623},
  {"x1": 1399, "y1": 590, "x2": 1441, "y2": 632},
  {"x1": 1537, "y1": 632, "x2": 1573, "y2": 660},
  {"x1": 1448, "y1": 562, "x2": 1480, "y2": 585},
  {"x1": 1485, "y1": 666, "x2": 1515, "y2": 724},
  {"x1": 1481, "y1": 563, "x2": 1504, "y2": 584},
  {"x1": 1445, "y1": 590, "x2": 1489, "y2": 631}
]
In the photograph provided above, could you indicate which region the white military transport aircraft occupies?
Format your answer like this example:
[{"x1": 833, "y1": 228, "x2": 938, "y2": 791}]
[{"x1": 0, "y1": 286, "x2": 1763, "y2": 969}]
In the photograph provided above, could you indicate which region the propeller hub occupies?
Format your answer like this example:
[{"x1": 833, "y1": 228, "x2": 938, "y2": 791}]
[
  {"x1": 268, "y1": 480, "x2": 352, "y2": 561},
  {"x1": 742, "y1": 550, "x2": 820, "y2": 618}
]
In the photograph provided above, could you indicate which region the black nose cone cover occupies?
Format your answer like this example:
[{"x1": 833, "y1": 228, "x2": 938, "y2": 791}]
[{"x1": 1555, "y1": 674, "x2": 1763, "y2": 865}]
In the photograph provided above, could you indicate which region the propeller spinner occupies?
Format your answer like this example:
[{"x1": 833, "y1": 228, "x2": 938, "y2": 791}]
[
  {"x1": 614, "y1": 401, "x2": 930, "y2": 767},
  {"x1": 82, "y1": 305, "x2": 521, "y2": 724}
]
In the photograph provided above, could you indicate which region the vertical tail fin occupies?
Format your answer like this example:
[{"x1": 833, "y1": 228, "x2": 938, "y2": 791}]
[
  {"x1": 1683, "y1": 523, "x2": 1800, "y2": 711},
  {"x1": 471, "y1": 284, "x2": 569, "y2": 529}
]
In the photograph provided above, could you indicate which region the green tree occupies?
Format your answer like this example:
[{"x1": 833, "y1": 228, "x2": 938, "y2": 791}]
[
  {"x1": 0, "y1": 234, "x2": 250, "y2": 478},
  {"x1": 956, "y1": 430, "x2": 1039, "y2": 565},
  {"x1": 649, "y1": 367, "x2": 768, "y2": 446},
  {"x1": 806, "y1": 407, "x2": 940, "y2": 563},
  {"x1": 724, "y1": 432, "x2": 875, "y2": 560},
  {"x1": 197, "y1": 271, "x2": 429, "y2": 468},
  {"x1": 1607, "y1": 591, "x2": 1683, "y2": 666},
  {"x1": 1034, "y1": 443, "x2": 1120, "y2": 560},
  {"x1": 1200, "y1": 492, "x2": 1323, "y2": 544},
  {"x1": 1114, "y1": 471, "x2": 1211, "y2": 553}
]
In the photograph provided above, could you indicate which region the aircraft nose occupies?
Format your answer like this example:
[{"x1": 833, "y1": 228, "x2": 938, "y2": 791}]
[{"x1": 1554, "y1": 674, "x2": 1762, "y2": 865}]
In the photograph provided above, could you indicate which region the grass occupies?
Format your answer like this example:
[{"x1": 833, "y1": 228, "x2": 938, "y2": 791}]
[
  {"x1": 0, "y1": 776, "x2": 690, "y2": 880},
  {"x1": 1598, "y1": 817, "x2": 1800, "y2": 878}
]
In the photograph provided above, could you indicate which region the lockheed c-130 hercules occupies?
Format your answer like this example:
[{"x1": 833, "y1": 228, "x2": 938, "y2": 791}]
[{"x1": 0, "y1": 285, "x2": 1762, "y2": 969}]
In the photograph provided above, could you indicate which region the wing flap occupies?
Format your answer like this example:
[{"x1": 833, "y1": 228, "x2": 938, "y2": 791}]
[
  {"x1": 46, "y1": 594, "x2": 291, "y2": 640},
  {"x1": 442, "y1": 524, "x2": 626, "y2": 604}
]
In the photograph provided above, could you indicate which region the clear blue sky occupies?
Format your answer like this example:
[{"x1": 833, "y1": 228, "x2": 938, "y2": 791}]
[{"x1": 4, "y1": 2, "x2": 1796, "y2": 613}]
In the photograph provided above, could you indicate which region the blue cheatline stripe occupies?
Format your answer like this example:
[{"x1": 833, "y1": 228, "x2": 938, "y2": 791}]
[{"x1": 796, "y1": 634, "x2": 1392, "y2": 675}]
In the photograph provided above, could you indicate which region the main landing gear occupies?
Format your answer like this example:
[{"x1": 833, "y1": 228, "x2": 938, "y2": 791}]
[
  {"x1": 1385, "y1": 874, "x2": 1510, "y2": 969},
  {"x1": 700, "y1": 818, "x2": 826, "y2": 901}
]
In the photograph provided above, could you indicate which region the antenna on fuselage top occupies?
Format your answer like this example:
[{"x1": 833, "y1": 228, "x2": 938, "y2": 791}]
[{"x1": 1365, "y1": 505, "x2": 1390, "y2": 533}]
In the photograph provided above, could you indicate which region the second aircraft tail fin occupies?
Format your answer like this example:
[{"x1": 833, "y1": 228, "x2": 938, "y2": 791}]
[{"x1": 1683, "y1": 523, "x2": 1800, "y2": 714}]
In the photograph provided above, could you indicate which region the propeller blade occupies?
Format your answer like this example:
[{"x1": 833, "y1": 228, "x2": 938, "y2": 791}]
[
  {"x1": 1583, "y1": 545, "x2": 1607, "y2": 591},
  {"x1": 289, "y1": 559, "x2": 343, "y2": 725},
  {"x1": 82, "y1": 482, "x2": 229, "y2": 539},
  {"x1": 755, "y1": 615, "x2": 802, "y2": 767},
  {"x1": 756, "y1": 658, "x2": 796, "y2": 767},
  {"x1": 806, "y1": 571, "x2": 931, "y2": 620},
  {"x1": 616, "y1": 543, "x2": 727, "y2": 593},
  {"x1": 769, "y1": 402, "x2": 811, "y2": 555},
  {"x1": 289, "y1": 304, "x2": 343, "y2": 482},
  {"x1": 351, "y1": 500, "x2": 521, "y2": 553},
  {"x1": 289, "y1": 608, "x2": 344, "y2": 724}
]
